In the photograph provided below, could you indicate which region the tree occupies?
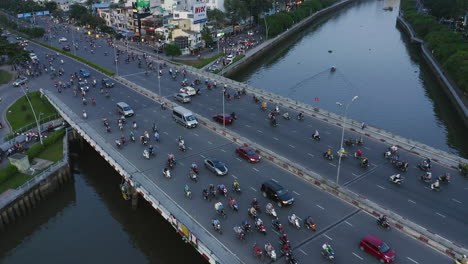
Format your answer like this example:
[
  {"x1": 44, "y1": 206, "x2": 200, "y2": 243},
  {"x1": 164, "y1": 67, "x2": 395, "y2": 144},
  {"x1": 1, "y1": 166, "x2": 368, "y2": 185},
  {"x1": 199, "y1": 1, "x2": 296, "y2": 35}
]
[
  {"x1": 165, "y1": 44, "x2": 181, "y2": 59},
  {"x1": 425, "y1": 0, "x2": 460, "y2": 18},
  {"x1": 207, "y1": 8, "x2": 226, "y2": 29},
  {"x1": 44, "y1": 1, "x2": 58, "y2": 12},
  {"x1": 201, "y1": 26, "x2": 214, "y2": 47},
  {"x1": 224, "y1": 0, "x2": 248, "y2": 25},
  {"x1": 247, "y1": 0, "x2": 273, "y2": 25},
  {"x1": 70, "y1": 4, "x2": 89, "y2": 21}
]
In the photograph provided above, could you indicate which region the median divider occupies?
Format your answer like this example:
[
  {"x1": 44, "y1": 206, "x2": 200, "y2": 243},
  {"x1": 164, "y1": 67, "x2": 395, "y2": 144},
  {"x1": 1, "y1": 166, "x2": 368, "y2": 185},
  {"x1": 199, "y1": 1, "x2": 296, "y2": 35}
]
[{"x1": 116, "y1": 77, "x2": 468, "y2": 260}]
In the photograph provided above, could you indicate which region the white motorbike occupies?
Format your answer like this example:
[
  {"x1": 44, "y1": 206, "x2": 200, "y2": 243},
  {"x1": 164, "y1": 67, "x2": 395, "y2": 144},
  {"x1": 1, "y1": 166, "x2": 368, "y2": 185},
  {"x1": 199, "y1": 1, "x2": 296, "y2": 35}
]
[
  {"x1": 264, "y1": 243, "x2": 277, "y2": 261},
  {"x1": 82, "y1": 110, "x2": 87, "y2": 119},
  {"x1": 288, "y1": 215, "x2": 301, "y2": 229},
  {"x1": 162, "y1": 169, "x2": 171, "y2": 179},
  {"x1": 389, "y1": 174, "x2": 404, "y2": 185},
  {"x1": 143, "y1": 149, "x2": 150, "y2": 159},
  {"x1": 266, "y1": 203, "x2": 277, "y2": 218}
]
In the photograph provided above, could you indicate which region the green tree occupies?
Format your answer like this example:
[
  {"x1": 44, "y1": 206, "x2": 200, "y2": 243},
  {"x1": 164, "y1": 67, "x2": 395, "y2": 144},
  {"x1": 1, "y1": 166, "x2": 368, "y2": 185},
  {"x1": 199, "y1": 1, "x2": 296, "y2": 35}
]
[
  {"x1": 425, "y1": 0, "x2": 460, "y2": 18},
  {"x1": 44, "y1": 1, "x2": 58, "y2": 12},
  {"x1": 207, "y1": 8, "x2": 226, "y2": 28},
  {"x1": 165, "y1": 44, "x2": 181, "y2": 59},
  {"x1": 224, "y1": 0, "x2": 248, "y2": 25},
  {"x1": 201, "y1": 26, "x2": 214, "y2": 47},
  {"x1": 70, "y1": 4, "x2": 89, "y2": 21}
]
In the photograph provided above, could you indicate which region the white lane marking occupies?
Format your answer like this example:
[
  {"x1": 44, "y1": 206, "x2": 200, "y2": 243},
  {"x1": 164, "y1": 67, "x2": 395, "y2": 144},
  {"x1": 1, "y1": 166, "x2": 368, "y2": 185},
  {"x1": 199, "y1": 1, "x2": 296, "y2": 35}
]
[
  {"x1": 291, "y1": 130, "x2": 297, "y2": 133},
  {"x1": 293, "y1": 191, "x2": 301, "y2": 196},
  {"x1": 193, "y1": 133, "x2": 199, "y2": 136},
  {"x1": 271, "y1": 179, "x2": 279, "y2": 183},
  {"x1": 142, "y1": 104, "x2": 147, "y2": 107},
  {"x1": 352, "y1": 173, "x2": 359, "y2": 177},
  {"x1": 299, "y1": 249, "x2": 308, "y2": 256},
  {"x1": 257, "y1": 130, "x2": 263, "y2": 133},
  {"x1": 371, "y1": 163, "x2": 377, "y2": 166},
  {"x1": 208, "y1": 107, "x2": 213, "y2": 111},
  {"x1": 435, "y1": 212, "x2": 446, "y2": 218},
  {"x1": 179, "y1": 162, "x2": 185, "y2": 166},
  {"x1": 208, "y1": 141, "x2": 213, "y2": 144},
  {"x1": 153, "y1": 110, "x2": 157, "y2": 113},
  {"x1": 252, "y1": 168, "x2": 259, "y2": 172},
  {"x1": 200, "y1": 154, "x2": 206, "y2": 158},
  {"x1": 377, "y1": 185, "x2": 386, "y2": 190},
  {"x1": 327, "y1": 145, "x2": 333, "y2": 148},
  {"x1": 352, "y1": 252, "x2": 363, "y2": 260},
  {"x1": 323, "y1": 234, "x2": 333, "y2": 240},
  {"x1": 344, "y1": 221, "x2": 353, "y2": 227},
  {"x1": 162, "y1": 116, "x2": 167, "y2": 119},
  {"x1": 231, "y1": 175, "x2": 238, "y2": 179},
  {"x1": 408, "y1": 199, "x2": 417, "y2": 204},
  {"x1": 316, "y1": 204, "x2": 324, "y2": 210},
  {"x1": 307, "y1": 124, "x2": 313, "y2": 127},
  {"x1": 307, "y1": 153, "x2": 314, "y2": 157},
  {"x1": 273, "y1": 137, "x2": 279, "y2": 141},
  {"x1": 250, "y1": 186, "x2": 257, "y2": 192},
  {"x1": 220, "y1": 149, "x2": 226, "y2": 152},
  {"x1": 188, "y1": 147, "x2": 192, "y2": 150},
  {"x1": 163, "y1": 132, "x2": 169, "y2": 135},
  {"x1": 329, "y1": 163, "x2": 337, "y2": 167},
  {"x1": 324, "y1": 131, "x2": 331, "y2": 135},
  {"x1": 236, "y1": 158, "x2": 242, "y2": 162},
  {"x1": 245, "y1": 124, "x2": 251, "y2": 128},
  {"x1": 364, "y1": 146, "x2": 371, "y2": 150},
  {"x1": 288, "y1": 144, "x2": 296, "y2": 148},
  {"x1": 451, "y1": 198, "x2": 462, "y2": 204},
  {"x1": 407, "y1": 257, "x2": 419, "y2": 264}
]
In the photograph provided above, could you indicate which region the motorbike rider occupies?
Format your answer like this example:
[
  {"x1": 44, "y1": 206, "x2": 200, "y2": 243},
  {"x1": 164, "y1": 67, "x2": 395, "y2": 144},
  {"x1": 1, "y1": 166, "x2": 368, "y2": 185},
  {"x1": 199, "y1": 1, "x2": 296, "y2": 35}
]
[
  {"x1": 168, "y1": 154, "x2": 175, "y2": 166},
  {"x1": 215, "y1": 202, "x2": 224, "y2": 214},
  {"x1": 230, "y1": 112, "x2": 237, "y2": 120},
  {"x1": 305, "y1": 216, "x2": 314, "y2": 227},
  {"x1": 391, "y1": 174, "x2": 402, "y2": 183},
  {"x1": 212, "y1": 219, "x2": 221, "y2": 230},
  {"x1": 458, "y1": 255, "x2": 468, "y2": 264},
  {"x1": 233, "y1": 180, "x2": 240, "y2": 190},
  {"x1": 218, "y1": 184, "x2": 227, "y2": 195},
  {"x1": 115, "y1": 139, "x2": 121, "y2": 147},
  {"x1": 361, "y1": 157, "x2": 369, "y2": 167},
  {"x1": 423, "y1": 171, "x2": 432, "y2": 180},
  {"x1": 242, "y1": 220, "x2": 251, "y2": 231},
  {"x1": 184, "y1": 184, "x2": 190, "y2": 195},
  {"x1": 355, "y1": 149, "x2": 363, "y2": 158},
  {"x1": 228, "y1": 196, "x2": 237, "y2": 207},
  {"x1": 163, "y1": 167, "x2": 171, "y2": 178},
  {"x1": 249, "y1": 206, "x2": 257, "y2": 218},
  {"x1": 322, "y1": 242, "x2": 333, "y2": 256},
  {"x1": 266, "y1": 203, "x2": 273, "y2": 214},
  {"x1": 290, "y1": 213, "x2": 298, "y2": 224},
  {"x1": 422, "y1": 158, "x2": 431, "y2": 169},
  {"x1": 390, "y1": 145, "x2": 398, "y2": 153},
  {"x1": 272, "y1": 218, "x2": 281, "y2": 229},
  {"x1": 148, "y1": 145, "x2": 154, "y2": 155},
  {"x1": 252, "y1": 198, "x2": 259, "y2": 209},
  {"x1": 209, "y1": 184, "x2": 216, "y2": 197},
  {"x1": 191, "y1": 162, "x2": 198, "y2": 172},
  {"x1": 255, "y1": 218, "x2": 263, "y2": 228},
  {"x1": 338, "y1": 147, "x2": 347, "y2": 157},
  {"x1": 325, "y1": 148, "x2": 332, "y2": 159},
  {"x1": 313, "y1": 130, "x2": 320, "y2": 140},
  {"x1": 297, "y1": 113, "x2": 304, "y2": 120},
  {"x1": 378, "y1": 215, "x2": 388, "y2": 225},
  {"x1": 202, "y1": 188, "x2": 209, "y2": 199},
  {"x1": 439, "y1": 172, "x2": 450, "y2": 182},
  {"x1": 283, "y1": 112, "x2": 290, "y2": 119},
  {"x1": 281, "y1": 234, "x2": 289, "y2": 245},
  {"x1": 357, "y1": 137, "x2": 364, "y2": 145},
  {"x1": 431, "y1": 180, "x2": 440, "y2": 190}
]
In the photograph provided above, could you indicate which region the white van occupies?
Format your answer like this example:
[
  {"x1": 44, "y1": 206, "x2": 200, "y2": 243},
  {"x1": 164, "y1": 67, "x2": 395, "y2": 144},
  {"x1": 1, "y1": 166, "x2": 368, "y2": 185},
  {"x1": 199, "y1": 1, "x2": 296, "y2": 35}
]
[
  {"x1": 116, "y1": 102, "x2": 134, "y2": 117},
  {"x1": 174, "y1": 93, "x2": 191, "y2": 103},
  {"x1": 180, "y1": 86, "x2": 197, "y2": 96},
  {"x1": 226, "y1": 55, "x2": 235, "y2": 64},
  {"x1": 173, "y1": 106, "x2": 198, "y2": 128}
]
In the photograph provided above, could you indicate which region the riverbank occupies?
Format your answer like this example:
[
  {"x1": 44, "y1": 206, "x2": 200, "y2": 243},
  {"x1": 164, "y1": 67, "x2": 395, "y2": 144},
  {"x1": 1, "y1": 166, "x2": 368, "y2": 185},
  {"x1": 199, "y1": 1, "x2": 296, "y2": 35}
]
[
  {"x1": 396, "y1": 15, "x2": 468, "y2": 128},
  {"x1": 221, "y1": 0, "x2": 355, "y2": 76}
]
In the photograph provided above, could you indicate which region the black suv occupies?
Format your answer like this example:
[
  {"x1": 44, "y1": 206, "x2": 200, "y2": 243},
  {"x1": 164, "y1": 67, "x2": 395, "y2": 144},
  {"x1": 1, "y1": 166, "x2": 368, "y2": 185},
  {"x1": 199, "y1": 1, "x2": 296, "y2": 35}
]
[
  {"x1": 260, "y1": 180, "x2": 294, "y2": 207},
  {"x1": 102, "y1": 78, "x2": 114, "y2": 88}
]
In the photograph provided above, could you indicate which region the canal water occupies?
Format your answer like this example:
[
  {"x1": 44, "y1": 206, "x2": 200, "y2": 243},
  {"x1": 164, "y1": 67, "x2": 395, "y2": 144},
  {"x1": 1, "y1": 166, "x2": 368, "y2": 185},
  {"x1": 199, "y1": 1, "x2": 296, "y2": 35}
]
[
  {"x1": 230, "y1": 0, "x2": 468, "y2": 157},
  {"x1": 0, "y1": 143, "x2": 206, "y2": 264},
  {"x1": 1, "y1": 1, "x2": 467, "y2": 263}
]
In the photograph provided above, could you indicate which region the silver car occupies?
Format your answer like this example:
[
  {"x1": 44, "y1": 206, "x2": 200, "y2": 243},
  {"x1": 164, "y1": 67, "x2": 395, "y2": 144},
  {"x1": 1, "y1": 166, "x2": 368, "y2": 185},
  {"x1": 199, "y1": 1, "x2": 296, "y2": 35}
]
[{"x1": 204, "y1": 158, "x2": 228, "y2": 176}]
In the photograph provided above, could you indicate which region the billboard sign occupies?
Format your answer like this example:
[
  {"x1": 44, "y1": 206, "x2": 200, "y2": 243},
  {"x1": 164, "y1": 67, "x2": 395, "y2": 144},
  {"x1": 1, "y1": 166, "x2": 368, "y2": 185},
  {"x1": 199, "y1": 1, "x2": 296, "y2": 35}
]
[
  {"x1": 193, "y1": 3, "x2": 207, "y2": 24},
  {"x1": 136, "y1": 0, "x2": 150, "y2": 13}
]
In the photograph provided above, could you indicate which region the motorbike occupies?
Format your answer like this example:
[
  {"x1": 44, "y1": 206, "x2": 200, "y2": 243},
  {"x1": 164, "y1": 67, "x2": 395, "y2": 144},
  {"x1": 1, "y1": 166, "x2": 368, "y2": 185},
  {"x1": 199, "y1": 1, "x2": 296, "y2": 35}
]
[
  {"x1": 212, "y1": 220, "x2": 222, "y2": 234},
  {"x1": 115, "y1": 140, "x2": 122, "y2": 148},
  {"x1": 143, "y1": 149, "x2": 150, "y2": 159},
  {"x1": 282, "y1": 113, "x2": 290, "y2": 120},
  {"x1": 229, "y1": 199, "x2": 239, "y2": 211},
  {"x1": 191, "y1": 166, "x2": 199, "y2": 175},
  {"x1": 377, "y1": 218, "x2": 390, "y2": 230},
  {"x1": 304, "y1": 217, "x2": 316, "y2": 231},
  {"x1": 437, "y1": 173, "x2": 450, "y2": 183},
  {"x1": 218, "y1": 186, "x2": 228, "y2": 197},
  {"x1": 167, "y1": 158, "x2": 176, "y2": 169},
  {"x1": 232, "y1": 183, "x2": 241, "y2": 193},
  {"x1": 255, "y1": 220, "x2": 267, "y2": 235},
  {"x1": 288, "y1": 215, "x2": 301, "y2": 229},
  {"x1": 272, "y1": 220, "x2": 284, "y2": 233},
  {"x1": 82, "y1": 111, "x2": 87, "y2": 119},
  {"x1": 417, "y1": 161, "x2": 431, "y2": 171},
  {"x1": 389, "y1": 174, "x2": 404, "y2": 185},
  {"x1": 248, "y1": 208, "x2": 258, "y2": 219},
  {"x1": 360, "y1": 160, "x2": 369, "y2": 168},
  {"x1": 253, "y1": 243, "x2": 263, "y2": 260},
  {"x1": 285, "y1": 252, "x2": 298, "y2": 264},
  {"x1": 431, "y1": 181, "x2": 441, "y2": 192},
  {"x1": 344, "y1": 138, "x2": 355, "y2": 147},
  {"x1": 384, "y1": 151, "x2": 393, "y2": 159},
  {"x1": 321, "y1": 249, "x2": 335, "y2": 261},
  {"x1": 393, "y1": 159, "x2": 409, "y2": 172},
  {"x1": 188, "y1": 170, "x2": 198, "y2": 182},
  {"x1": 162, "y1": 169, "x2": 171, "y2": 179},
  {"x1": 185, "y1": 189, "x2": 192, "y2": 199},
  {"x1": 271, "y1": 118, "x2": 278, "y2": 127},
  {"x1": 297, "y1": 114, "x2": 305, "y2": 120},
  {"x1": 420, "y1": 172, "x2": 432, "y2": 183},
  {"x1": 130, "y1": 134, "x2": 135, "y2": 142},
  {"x1": 323, "y1": 152, "x2": 334, "y2": 160},
  {"x1": 266, "y1": 204, "x2": 277, "y2": 217},
  {"x1": 312, "y1": 134, "x2": 321, "y2": 142},
  {"x1": 179, "y1": 143, "x2": 186, "y2": 152},
  {"x1": 264, "y1": 243, "x2": 277, "y2": 261}
]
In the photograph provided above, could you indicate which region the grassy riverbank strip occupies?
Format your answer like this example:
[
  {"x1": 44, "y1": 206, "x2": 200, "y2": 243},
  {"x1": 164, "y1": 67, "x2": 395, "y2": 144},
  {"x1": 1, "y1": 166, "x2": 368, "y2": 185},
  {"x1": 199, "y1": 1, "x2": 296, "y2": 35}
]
[
  {"x1": 0, "y1": 69, "x2": 12, "y2": 86},
  {"x1": 174, "y1": 52, "x2": 225, "y2": 69},
  {"x1": 401, "y1": 0, "x2": 468, "y2": 93}
]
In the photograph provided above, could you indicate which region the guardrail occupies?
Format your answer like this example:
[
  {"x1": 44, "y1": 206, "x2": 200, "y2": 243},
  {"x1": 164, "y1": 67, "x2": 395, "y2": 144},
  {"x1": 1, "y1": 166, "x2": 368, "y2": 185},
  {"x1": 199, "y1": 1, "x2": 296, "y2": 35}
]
[
  {"x1": 3, "y1": 113, "x2": 61, "y2": 142},
  {"x1": 41, "y1": 90, "x2": 241, "y2": 264},
  {"x1": 0, "y1": 128, "x2": 69, "y2": 210}
]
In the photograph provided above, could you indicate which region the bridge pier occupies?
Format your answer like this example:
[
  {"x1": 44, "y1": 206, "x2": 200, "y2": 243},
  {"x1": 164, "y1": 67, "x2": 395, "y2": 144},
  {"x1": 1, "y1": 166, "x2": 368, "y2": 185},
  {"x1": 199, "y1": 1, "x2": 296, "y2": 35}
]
[{"x1": 131, "y1": 188, "x2": 139, "y2": 210}]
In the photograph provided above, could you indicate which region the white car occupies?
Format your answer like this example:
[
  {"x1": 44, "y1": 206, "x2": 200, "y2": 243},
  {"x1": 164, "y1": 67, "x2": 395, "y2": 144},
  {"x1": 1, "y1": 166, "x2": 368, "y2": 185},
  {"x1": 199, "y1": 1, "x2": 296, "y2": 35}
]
[
  {"x1": 179, "y1": 86, "x2": 197, "y2": 96},
  {"x1": 29, "y1": 53, "x2": 38, "y2": 60},
  {"x1": 59, "y1": 37, "x2": 67, "y2": 42},
  {"x1": 13, "y1": 76, "x2": 28, "y2": 87}
]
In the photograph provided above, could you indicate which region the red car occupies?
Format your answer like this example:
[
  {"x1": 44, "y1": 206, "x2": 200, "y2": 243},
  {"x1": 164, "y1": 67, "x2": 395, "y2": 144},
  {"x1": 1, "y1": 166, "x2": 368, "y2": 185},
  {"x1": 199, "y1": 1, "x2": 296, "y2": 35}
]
[
  {"x1": 236, "y1": 146, "x2": 261, "y2": 163},
  {"x1": 213, "y1": 114, "x2": 234, "y2": 125},
  {"x1": 359, "y1": 235, "x2": 395, "y2": 263},
  {"x1": 62, "y1": 46, "x2": 71, "y2": 51}
]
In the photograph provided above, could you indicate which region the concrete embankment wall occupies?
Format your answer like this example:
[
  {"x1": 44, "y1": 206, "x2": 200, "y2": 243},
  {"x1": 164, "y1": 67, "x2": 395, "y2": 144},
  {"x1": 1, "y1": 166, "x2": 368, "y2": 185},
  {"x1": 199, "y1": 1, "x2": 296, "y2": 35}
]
[
  {"x1": 396, "y1": 15, "x2": 468, "y2": 128},
  {"x1": 222, "y1": 0, "x2": 355, "y2": 76},
  {"x1": 0, "y1": 131, "x2": 72, "y2": 231}
]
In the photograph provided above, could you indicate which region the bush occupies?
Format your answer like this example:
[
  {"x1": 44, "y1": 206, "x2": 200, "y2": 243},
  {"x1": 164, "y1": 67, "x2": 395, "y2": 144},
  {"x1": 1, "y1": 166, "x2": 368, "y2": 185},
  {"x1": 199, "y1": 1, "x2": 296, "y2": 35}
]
[
  {"x1": 24, "y1": 129, "x2": 65, "y2": 161},
  {"x1": 0, "y1": 164, "x2": 19, "y2": 185},
  {"x1": 25, "y1": 143, "x2": 45, "y2": 160}
]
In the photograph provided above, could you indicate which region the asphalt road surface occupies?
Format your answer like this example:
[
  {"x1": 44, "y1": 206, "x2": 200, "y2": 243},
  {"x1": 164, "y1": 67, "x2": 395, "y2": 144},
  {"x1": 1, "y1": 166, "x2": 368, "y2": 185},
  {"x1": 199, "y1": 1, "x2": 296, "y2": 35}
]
[{"x1": 12, "y1": 31, "x2": 454, "y2": 263}]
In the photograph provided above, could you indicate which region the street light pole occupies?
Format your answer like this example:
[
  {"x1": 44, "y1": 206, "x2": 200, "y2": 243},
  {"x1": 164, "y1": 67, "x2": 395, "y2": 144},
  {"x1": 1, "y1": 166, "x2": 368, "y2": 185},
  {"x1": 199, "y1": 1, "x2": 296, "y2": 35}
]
[
  {"x1": 222, "y1": 88, "x2": 225, "y2": 129},
  {"x1": 71, "y1": 27, "x2": 76, "y2": 56},
  {"x1": 19, "y1": 85, "x2": 43, "y2": 145},
  {"x1": 158, "y1": 74, "x2": 161, "y2": 96},
  {"x1": 114, "y1": 45, "x2": 119, "y2": 76},
  {"x1": 335, "y1": 95, "x2": 358, "y2": 185}
]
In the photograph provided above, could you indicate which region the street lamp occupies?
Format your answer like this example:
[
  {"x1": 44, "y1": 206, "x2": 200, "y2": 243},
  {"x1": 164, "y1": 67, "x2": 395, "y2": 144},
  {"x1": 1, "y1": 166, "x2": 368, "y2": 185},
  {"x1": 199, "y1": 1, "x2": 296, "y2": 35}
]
[
  {"x1": 158, "y1": 74, "x2": 161, "y2": 96},
  {"x1": 19, "y1": 85, "x2": 43, "y2": 145},
  {"x1": 222, "y1": 87, "x2": 225, "y2": 129},
  {"x1": 113, "y1": 44, "x2": 119, "y2": 76},
  {"x1": 335, "y1": 95, "x2": 358, "y2": 185}
]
